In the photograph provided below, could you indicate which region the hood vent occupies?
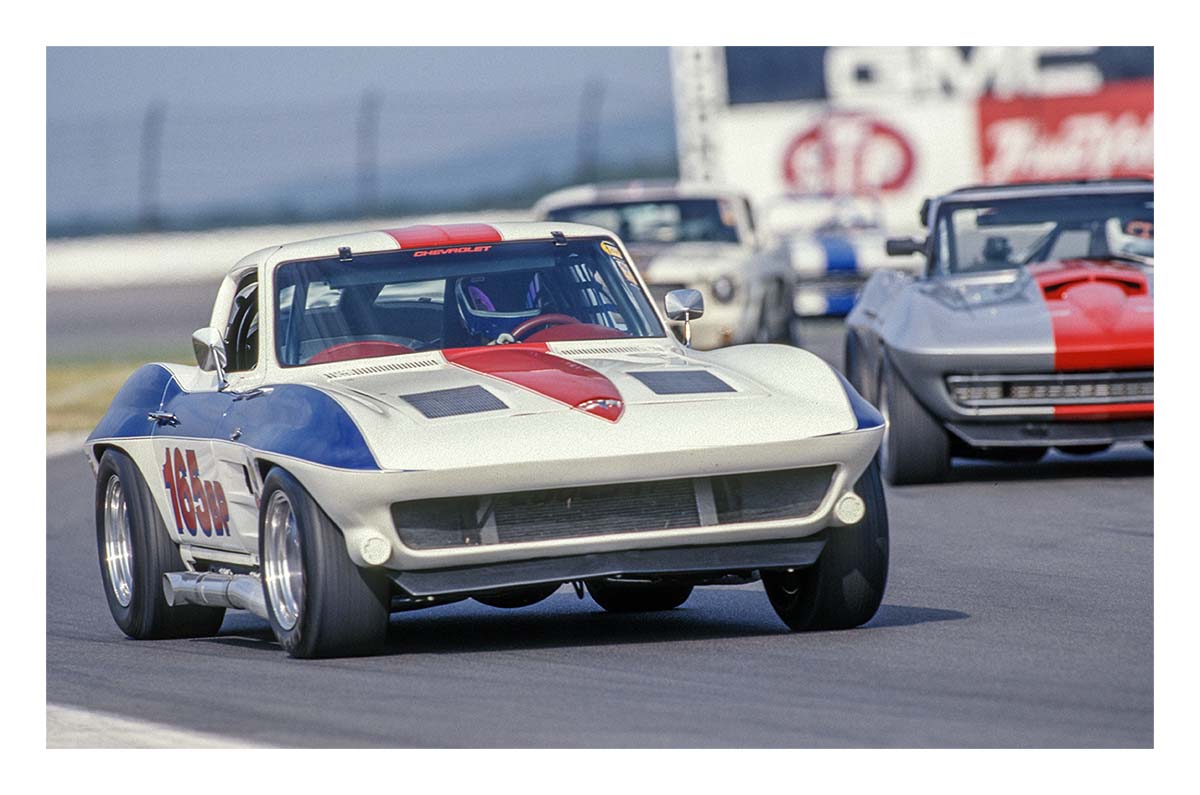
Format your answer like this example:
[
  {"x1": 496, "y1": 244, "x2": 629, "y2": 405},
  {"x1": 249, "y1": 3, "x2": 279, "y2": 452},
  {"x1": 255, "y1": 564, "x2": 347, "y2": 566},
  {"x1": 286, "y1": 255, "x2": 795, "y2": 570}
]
[
  {"x1": 558, "y1": 343, "x2": 657, "y2": 357},
  {"x1": 324, "y1": 356, "x2": 443, "y2": 380},
  {"x1": 630, "y1": 370, "x2": 735, "y2": 395},
  {"x1": 399, "y1": 385, "x2": 507, "y2": 419}
]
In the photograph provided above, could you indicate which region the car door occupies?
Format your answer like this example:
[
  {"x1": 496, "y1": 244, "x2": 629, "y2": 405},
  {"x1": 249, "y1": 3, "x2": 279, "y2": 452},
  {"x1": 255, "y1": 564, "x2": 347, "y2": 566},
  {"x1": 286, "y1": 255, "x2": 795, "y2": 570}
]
[
  {"x1": 151, "y1": 378, "x2": 236, "y2": 549},
  {"x1": 151, "y1": 275, "x2": 260, "y2": 557}
]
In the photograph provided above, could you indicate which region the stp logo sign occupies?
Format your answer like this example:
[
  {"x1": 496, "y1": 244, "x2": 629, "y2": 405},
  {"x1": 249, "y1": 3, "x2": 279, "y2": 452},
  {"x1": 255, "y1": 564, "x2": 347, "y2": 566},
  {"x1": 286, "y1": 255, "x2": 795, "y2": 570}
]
[{"x1": 782, "y1": 113, "x2": 916, "y2": 194}]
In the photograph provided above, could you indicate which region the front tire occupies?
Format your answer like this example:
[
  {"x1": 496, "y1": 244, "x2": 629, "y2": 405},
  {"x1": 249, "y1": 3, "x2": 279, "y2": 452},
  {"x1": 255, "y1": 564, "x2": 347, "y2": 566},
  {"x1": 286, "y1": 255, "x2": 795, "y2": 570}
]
[
  {"x1": 878, "y1": 358, "x2": 950, "y2": 485},
  {"x1": 587, "y1": 579, "x2": 693, "y2": 613},
  {"x1": 763, "y1": 457, "x2": 889, "y2": 630},
  {"x1": 260, "y1": 468, "x2": 389, "y2": 658},
  {"x1": 95, "y1": 449, "x2": 225, "y2": 639}
]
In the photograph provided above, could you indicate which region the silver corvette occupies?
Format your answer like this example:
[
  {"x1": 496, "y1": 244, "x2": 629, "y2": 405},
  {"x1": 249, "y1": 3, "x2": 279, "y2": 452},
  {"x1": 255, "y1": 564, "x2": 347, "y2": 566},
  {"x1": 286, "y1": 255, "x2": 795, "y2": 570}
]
[{"x1": 845, "y1": 179, "x2": 1153, "y2": 485}]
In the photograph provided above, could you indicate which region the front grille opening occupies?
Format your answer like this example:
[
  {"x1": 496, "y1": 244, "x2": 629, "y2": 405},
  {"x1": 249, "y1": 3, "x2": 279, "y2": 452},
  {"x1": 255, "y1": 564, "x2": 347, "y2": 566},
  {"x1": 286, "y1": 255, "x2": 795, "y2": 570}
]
[
  {"x1": 947, "y1": 371, "x2": 1153, "y2": 408},
  {"x1": 391, "y1": 466, "x2": 836, "y2": 550},
  {"x1": 712, "y1": 467, "x2": 833, "y2": 524}
]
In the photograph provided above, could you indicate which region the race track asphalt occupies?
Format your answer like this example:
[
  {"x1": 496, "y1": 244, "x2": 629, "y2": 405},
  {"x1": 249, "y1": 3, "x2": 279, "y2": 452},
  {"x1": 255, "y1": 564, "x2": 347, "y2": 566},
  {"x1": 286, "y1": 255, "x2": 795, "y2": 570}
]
[{"x1": 45, "y1": 289, "x2": 1154, "y2": 747}]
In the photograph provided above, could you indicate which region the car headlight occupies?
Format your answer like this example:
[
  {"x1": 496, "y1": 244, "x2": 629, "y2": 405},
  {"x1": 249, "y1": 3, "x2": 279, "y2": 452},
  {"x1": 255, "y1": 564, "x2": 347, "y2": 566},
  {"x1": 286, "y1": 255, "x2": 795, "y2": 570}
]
[{"x1": 712, "y1": 275, "x2": 737, "y2": 303}]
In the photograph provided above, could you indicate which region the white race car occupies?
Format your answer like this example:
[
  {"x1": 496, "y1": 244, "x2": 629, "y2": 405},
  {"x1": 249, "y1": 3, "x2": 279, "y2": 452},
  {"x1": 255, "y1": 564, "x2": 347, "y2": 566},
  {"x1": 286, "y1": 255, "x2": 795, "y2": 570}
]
[
  {"x1": 87, "y1": 222, "x2": 887, "y2": 658},
  {"x1": 534, "y1": 182, "x2": 793, "y2": 349}
]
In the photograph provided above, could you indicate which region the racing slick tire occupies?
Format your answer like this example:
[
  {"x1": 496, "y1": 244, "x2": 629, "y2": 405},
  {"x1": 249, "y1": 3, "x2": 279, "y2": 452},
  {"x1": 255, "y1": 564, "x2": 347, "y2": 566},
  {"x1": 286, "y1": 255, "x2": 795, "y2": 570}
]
[
  {"x1": 473, "y1": 583, "x2": 561, "y2": 609},
  {"x1": 762, "y1": 456, "x2": 888, "y2": 631},
  {"x1": 95, "y1": 449, "x2": 226, "y2": 640},
  {"x1": 586, "y1": 579, "x2": 694, "y2": 612},
  {"x1": 259, "y1": 468, "x2": 389, "y2": 658},
  {"x1": 878, "y1": 357, "x2": 950, "y2": 485}
]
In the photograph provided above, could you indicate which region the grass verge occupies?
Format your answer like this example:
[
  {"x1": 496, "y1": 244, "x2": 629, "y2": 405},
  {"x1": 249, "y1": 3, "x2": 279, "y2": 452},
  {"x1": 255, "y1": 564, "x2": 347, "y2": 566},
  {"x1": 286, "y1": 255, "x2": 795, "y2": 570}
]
[{"x1": 47, "y1": 361, "x2": 145, "y2": 434}]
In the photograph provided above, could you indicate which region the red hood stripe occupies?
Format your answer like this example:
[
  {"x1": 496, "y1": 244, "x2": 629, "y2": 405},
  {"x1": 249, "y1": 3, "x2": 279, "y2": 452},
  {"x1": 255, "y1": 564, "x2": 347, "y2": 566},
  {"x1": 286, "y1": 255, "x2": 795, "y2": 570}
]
[
  {"x1": 1029, "y1": 260, "x2": 1153, "y2": 371},
  {"x1": 443, "y1": 344, "x2": 625, "y2": 422},
  {"x1": 384, "y1": 223, "x2": 502, "y2": 249}
]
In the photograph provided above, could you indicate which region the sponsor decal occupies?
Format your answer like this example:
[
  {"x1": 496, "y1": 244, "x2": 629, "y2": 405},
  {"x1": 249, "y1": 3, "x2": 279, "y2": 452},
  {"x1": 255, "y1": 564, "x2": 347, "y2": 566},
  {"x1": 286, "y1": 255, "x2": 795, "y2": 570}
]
[
  {"x1": 723, "y1": 46, "x2": 1152, "y2": 104},
  {"x1": 978, "y1": 79, "x2": 1153, "y2": 183},
  {"x1": 600, "y1": 241, "x2": 622, "y2": 257},
  {"x1": 162, "y1": 447, "x2": 231, "y2": 536},
  {"x1": 782, "y1": 113, "x2": 916, "y2": 194},
  {"x1": 412, "y1": 245, "x2": 493, "y2": 258}
]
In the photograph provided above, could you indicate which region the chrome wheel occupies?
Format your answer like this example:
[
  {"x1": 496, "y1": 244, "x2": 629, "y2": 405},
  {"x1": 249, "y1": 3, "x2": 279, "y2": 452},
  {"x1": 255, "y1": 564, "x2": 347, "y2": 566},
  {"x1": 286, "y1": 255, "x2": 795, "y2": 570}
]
[
  {"x1": 103, "y1": 475, "x2": 134, "y2": 607},
  {"x1": 263, "y1": 491, "x2": 305, "y2": 631}
]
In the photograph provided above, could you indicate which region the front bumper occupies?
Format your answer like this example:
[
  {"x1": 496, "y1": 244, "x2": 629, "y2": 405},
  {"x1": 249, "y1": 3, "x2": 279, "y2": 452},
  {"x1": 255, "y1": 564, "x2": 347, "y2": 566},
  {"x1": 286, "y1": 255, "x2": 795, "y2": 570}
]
[
  {"x1": 285, "y1": 424, "x2": 883, "y2": 572},
  {"x1": 389, "y1": 536, "x2": 827, "y2": 597},
  {"x1": 946, "y1": 418, "x2": 1153, "y2": 448}
]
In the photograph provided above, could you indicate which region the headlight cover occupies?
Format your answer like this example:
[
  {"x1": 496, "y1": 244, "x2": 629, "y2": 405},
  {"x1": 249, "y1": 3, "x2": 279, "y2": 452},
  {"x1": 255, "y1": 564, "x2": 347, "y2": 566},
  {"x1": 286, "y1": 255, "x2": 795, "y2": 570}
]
[{"x1": 712, "y1": 275, "x2": 737, "y2": 303}]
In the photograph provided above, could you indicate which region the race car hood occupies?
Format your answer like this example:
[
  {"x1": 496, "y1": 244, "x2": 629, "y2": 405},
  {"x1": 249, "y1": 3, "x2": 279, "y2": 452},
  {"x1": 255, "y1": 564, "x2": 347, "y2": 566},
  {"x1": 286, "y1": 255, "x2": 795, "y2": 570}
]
[
  {"x1": 312, "y1": 341, "x2": 858, "y2": 472},
  {"x1": 887, "y1": 258, "x2": 1153, "y2": 371},
  {"x1": 624, "y1": 241, "x2": 748, "y2": 284}
]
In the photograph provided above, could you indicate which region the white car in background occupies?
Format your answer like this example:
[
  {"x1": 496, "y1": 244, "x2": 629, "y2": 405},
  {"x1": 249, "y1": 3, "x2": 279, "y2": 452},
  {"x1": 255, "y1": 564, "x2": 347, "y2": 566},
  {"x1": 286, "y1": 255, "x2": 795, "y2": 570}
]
[
  {"x1": 534, "y1": 182, "x2": 792, "y2": 350},
  {"x1": 764, "y1": 194, "x2": 924, "y2": 323}
]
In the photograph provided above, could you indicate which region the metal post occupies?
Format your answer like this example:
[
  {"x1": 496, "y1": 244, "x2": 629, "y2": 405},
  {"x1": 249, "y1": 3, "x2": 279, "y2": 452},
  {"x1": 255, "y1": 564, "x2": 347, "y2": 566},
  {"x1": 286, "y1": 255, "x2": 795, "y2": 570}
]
[
  {"x1": 138, "y1": 100, "x2": 166, "y2": 230},
  {"x1": 356, "y1": 90, "x2": 382, "y2": 215}
]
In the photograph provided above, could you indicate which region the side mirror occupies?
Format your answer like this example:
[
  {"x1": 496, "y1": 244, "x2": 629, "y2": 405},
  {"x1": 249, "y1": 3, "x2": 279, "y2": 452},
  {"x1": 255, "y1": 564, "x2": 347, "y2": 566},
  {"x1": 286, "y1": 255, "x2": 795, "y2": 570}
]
[
  {"x1": 886, "y1": 236, "x2": 927, "y2": 257},
  {"x1": 664, "y1": 288, "x2": 704, "y2": 347},
  {"x1": 192, "y1": 327, "x2": 228, "y2": 389}
]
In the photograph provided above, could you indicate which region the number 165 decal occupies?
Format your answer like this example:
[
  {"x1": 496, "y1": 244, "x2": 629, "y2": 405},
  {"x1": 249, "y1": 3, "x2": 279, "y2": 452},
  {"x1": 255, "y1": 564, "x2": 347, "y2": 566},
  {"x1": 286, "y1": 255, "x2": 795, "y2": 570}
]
[{"x1": 161, "y1": 447, "x2": 231, "y2": 536}]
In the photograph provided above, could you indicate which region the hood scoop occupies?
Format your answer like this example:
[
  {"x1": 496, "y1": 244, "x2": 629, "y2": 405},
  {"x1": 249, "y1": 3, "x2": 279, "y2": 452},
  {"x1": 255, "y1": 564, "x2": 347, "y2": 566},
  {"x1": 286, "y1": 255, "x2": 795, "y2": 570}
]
[
  {"x1": 399, "y1": 385, "x2": 508, "y2": 419},
  {"x1": 630, "y1": 370, "x2": 736, "y2": 395}
]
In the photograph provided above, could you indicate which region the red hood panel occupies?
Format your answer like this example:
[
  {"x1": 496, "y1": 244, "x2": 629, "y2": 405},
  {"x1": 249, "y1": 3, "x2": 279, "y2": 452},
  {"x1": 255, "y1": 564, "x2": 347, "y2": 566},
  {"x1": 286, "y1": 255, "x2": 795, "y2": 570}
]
[
  {"x1": 1029, "y1": 259, "x2": 1153, "y2": 371},
  {"x1": 443, "y1": 344, "x2": 625, "y2": 422}
]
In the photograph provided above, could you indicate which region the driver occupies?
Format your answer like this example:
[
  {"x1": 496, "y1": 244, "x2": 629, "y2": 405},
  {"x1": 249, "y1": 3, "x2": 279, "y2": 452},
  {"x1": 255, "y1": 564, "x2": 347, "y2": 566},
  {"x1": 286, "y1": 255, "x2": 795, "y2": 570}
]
[
  {"x1": 455, "y1": 272, "x2": 567, "y2": 344},
  {"x1": 1124, "y1": 218, "x2": 1154, "y2": 240}
]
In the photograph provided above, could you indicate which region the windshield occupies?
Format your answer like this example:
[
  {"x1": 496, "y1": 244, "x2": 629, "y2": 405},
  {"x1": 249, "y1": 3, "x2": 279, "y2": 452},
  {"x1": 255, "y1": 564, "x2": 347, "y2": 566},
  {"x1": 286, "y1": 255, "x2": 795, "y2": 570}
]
[
  {"x1": 273, "y1": 238, "x2": 665, "y2": 367},
  {"x1": 545, "y1": 198, "x2": 741, "y2": 244},
  {"x1": 933, "y1": 192, "x2": 1153, "y2": 275}
]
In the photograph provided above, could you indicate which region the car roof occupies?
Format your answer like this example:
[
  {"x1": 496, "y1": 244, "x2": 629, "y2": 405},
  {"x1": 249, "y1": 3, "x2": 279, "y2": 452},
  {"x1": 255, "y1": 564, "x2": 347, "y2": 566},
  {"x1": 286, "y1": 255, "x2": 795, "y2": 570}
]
[
  {"x1": 228, "y1": 221, "x2": 616, "y2": 277},
  {"x1": 937, "y1": 178, "x2": 1153, "y2": 204},
  {"x1": 532, "y1": 180, "x2": 746, "y2": 215}
]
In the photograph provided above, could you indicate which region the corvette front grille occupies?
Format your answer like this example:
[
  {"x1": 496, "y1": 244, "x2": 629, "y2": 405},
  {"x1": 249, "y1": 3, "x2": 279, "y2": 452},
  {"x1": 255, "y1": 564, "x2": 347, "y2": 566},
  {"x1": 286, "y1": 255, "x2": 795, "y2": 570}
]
[
  {"x1": 946, "y1": 371, "x2": 1153, "y2": 408},
  {"x1": 391, "y1": 466, "x2": 836, "y2": 550}
]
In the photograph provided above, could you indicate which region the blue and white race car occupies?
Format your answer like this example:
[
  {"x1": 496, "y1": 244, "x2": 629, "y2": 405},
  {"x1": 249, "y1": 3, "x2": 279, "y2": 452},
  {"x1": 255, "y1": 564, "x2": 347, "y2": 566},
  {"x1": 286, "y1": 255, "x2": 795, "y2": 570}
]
[
  {"x1": 765, "y1": 194, "x2": 923, "y2": 319},
  {"x1": 86, "y1": 221, "x2": 888, "y2": 658}
]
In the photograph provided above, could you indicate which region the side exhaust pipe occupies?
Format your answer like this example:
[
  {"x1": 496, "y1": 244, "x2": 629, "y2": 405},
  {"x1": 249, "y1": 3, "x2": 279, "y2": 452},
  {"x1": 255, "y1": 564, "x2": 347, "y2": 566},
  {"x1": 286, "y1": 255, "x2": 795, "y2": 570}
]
[{"x1": 163, "y1": 571, "x2": 269, "y2": 620}]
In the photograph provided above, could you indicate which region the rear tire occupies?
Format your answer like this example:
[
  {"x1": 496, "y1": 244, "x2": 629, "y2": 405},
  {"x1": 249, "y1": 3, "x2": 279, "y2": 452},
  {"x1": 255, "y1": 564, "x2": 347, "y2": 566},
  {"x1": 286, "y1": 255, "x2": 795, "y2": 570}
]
[
  {"x1": 587, "y1": 579, "x2": 693, "y2": 613},
  {"x1": 473, "y1": 583, "x2": 561, "y2": 609},
  {"x1": 260, "y1": 468, "x2": 389, "y2": 658},
  {"x1": 95, "y1": 449, "x2": 226, "y2": 640},
  {"x1": 878, "y1": 358, "x2": 950, "y2": 485},
  {"x1": 763, "y1": 457, "x2": 889, "y2": 630}
]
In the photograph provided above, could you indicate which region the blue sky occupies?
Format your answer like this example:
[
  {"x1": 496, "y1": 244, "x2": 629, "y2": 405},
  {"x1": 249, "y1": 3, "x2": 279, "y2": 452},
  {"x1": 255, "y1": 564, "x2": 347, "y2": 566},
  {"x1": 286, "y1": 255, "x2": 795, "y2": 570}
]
[{"x1": 47, "y1": 47, "x2": 677, "y2": 228}]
